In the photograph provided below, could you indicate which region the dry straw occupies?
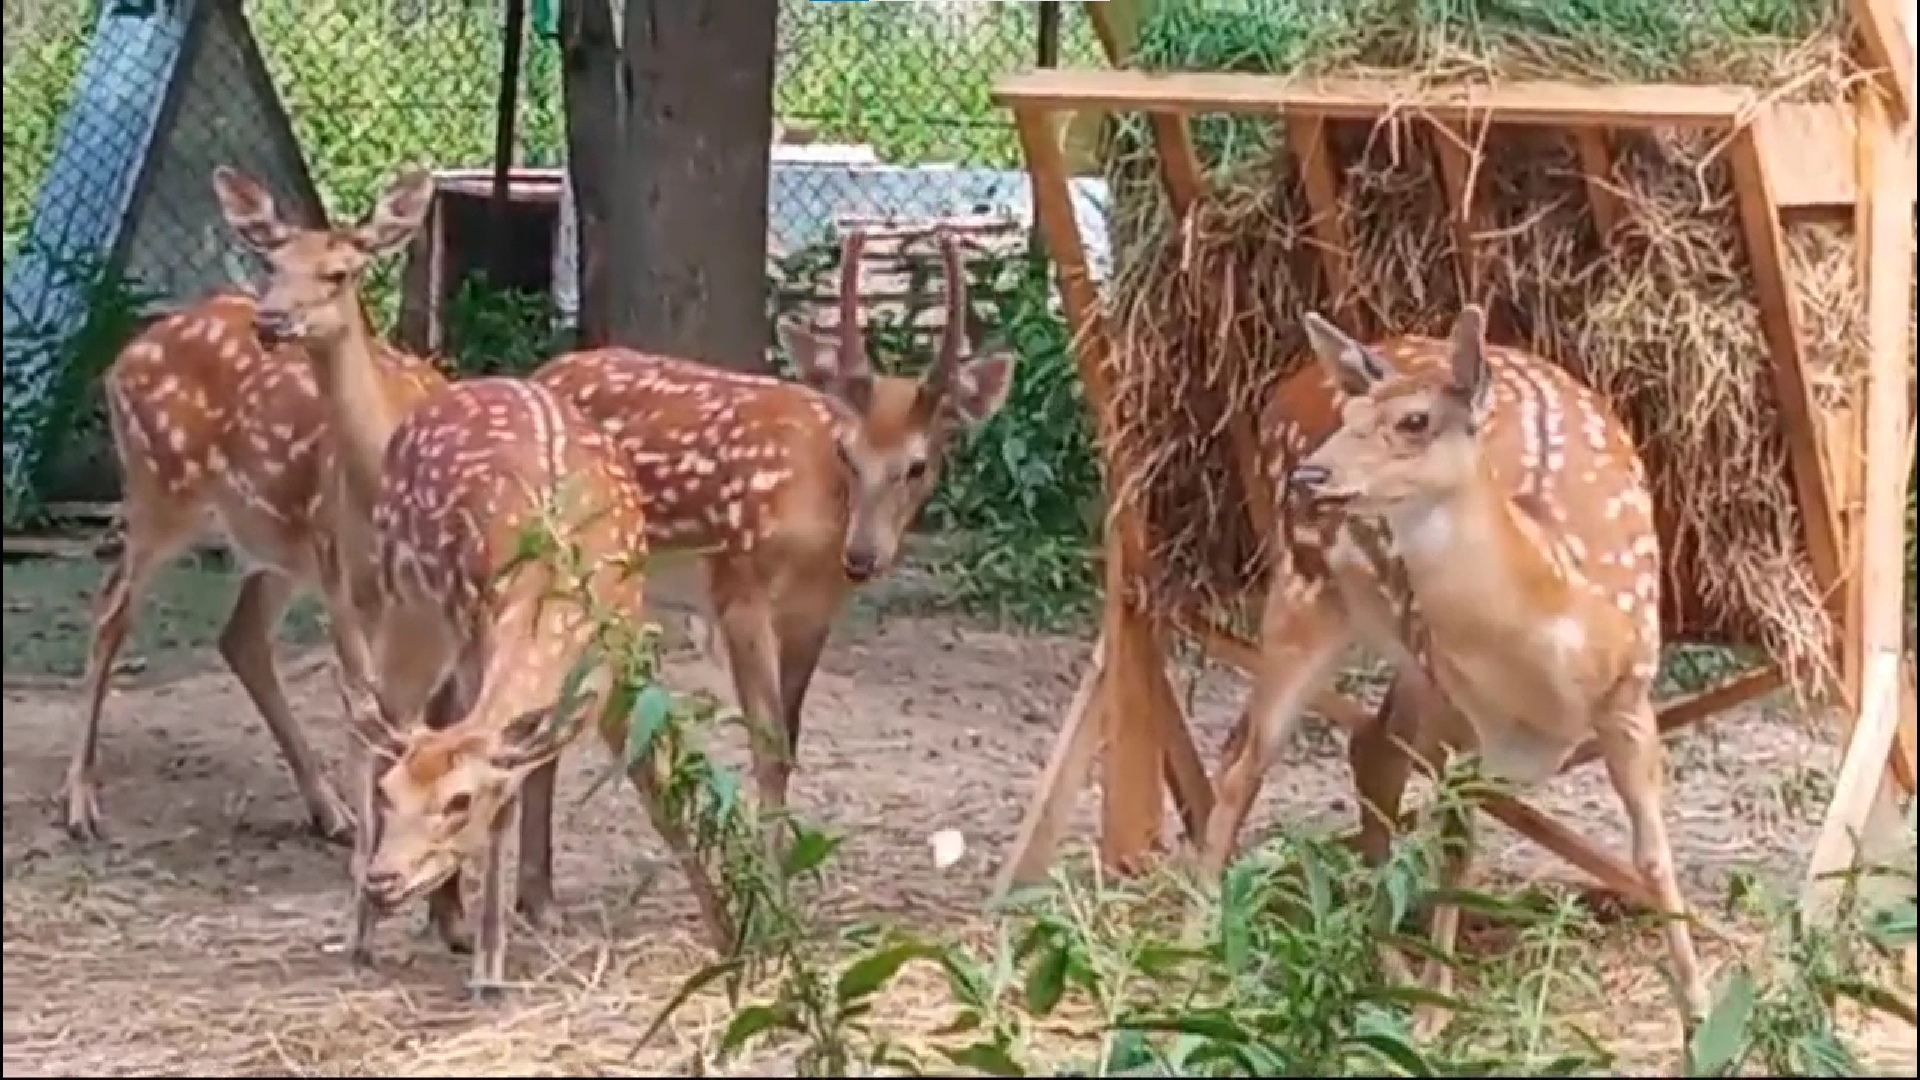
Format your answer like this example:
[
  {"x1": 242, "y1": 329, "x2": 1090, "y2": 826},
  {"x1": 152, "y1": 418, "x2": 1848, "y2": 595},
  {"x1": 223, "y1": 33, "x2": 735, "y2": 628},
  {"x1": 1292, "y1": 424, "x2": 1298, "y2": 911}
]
[{"x1": 1100, "y1": 0, "x2": 1910, "y2": 696}]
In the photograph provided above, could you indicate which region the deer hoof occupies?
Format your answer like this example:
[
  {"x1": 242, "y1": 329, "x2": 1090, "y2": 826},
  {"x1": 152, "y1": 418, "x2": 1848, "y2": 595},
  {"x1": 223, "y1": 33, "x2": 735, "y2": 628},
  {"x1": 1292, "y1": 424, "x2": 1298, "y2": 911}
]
[
  {"x1": 435, "y1": 920, "x2": 475, "y2": 956},
  {"x1": 308, "y1": 795, "x2": 357, "y2": 847},
  {"x1": 515, "y1": 897, "x2": 563, "y2": 934},
  {"x1": 468, "y1": 981, "x2": 507, "y2": 1007},
  {"x1": 60, "y1": 781, "x2": 105, "y2": 842}
]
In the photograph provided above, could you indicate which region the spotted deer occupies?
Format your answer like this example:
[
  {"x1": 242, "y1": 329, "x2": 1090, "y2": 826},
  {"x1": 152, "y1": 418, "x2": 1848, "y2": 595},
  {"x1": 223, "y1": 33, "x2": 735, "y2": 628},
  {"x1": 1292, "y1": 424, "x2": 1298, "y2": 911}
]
[
  {"x1": 207, "y1": 166, "x2": 576, "y2": 952},
  {"x1": 532, "y1": 227, "x2": 1015, "y2": 816},
  {"x1": 326, "y1": 377, "x2": 690, "y2": 998},
  {"x1": 62, "y1": 172, "x2": 447, "y2": 842},
  {"x1": 1202, "y1": 306, "x2": 1708, "y2": 1030}
]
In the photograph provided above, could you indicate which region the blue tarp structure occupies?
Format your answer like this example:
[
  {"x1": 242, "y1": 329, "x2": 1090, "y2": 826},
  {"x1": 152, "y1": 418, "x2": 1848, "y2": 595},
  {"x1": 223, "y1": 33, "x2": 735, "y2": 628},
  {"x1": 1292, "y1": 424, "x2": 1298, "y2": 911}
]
[{"x1": 2, "y1": 3, "x2": 192, "y2": 513}]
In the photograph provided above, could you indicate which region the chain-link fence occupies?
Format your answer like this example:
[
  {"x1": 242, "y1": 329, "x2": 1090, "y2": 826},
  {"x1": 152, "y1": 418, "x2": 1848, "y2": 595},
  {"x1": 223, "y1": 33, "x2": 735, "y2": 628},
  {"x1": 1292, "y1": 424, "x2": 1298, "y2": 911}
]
[{"x1": 2, "y1": 0, "x2": 1103, "y2": 516}]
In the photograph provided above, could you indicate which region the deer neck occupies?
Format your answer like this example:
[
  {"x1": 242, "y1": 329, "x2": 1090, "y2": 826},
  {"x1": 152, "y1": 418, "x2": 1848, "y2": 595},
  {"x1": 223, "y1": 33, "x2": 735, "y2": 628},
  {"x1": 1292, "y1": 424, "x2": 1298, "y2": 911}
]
[
  {"x1": 1379, "y1": 466, "x2": 1572, "y2": 633},
  {"x1": 314, "y1": 308, "x2": 402, "y2": 513}
]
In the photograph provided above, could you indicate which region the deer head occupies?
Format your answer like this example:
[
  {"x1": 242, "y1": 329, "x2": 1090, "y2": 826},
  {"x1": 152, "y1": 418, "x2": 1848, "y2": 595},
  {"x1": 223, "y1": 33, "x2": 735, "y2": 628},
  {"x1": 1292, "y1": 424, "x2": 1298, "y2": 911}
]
[
  {"x1": 211, "y1": 165, "x2": 434, "y2": 350},
  {"x1": 336, "y1": 675, "x2": 565, "y2": 911},
  {"x1": 775, "y1": 228, "x2": 1016, "y2": 581},
  {"x1": 1288, "y1": 306, "x2": 1493, "y2": 517}
]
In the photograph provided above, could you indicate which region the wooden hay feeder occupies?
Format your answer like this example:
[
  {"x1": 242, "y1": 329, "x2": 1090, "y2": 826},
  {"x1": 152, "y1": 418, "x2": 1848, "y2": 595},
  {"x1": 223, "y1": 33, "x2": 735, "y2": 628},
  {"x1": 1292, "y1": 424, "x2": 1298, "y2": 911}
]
[{"x1": 991, "y1": 0, "x2": 1917, "y2": 916}]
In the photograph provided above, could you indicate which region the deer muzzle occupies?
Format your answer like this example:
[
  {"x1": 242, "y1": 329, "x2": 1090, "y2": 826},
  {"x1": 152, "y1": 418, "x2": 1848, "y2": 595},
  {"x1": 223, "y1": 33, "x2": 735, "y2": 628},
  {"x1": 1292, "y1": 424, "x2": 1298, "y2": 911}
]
[
  {"x1": 252, "y1": 307, "x2": 300, "y2": 348},
  {"x1": 1287, "y1": 463, "x2": 1356, "y2": 511}
]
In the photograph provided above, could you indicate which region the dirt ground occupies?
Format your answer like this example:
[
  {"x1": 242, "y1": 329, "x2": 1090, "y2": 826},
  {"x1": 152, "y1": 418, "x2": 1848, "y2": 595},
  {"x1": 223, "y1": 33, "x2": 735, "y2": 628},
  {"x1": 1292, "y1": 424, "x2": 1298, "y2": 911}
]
[{"x1": 3, "y1": 554, "x2": 1914, "y2": 1076}]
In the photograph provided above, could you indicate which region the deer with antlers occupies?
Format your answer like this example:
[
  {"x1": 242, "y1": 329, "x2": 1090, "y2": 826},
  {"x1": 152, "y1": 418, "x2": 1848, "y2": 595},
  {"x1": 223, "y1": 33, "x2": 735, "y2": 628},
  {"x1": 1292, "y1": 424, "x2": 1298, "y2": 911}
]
[
  {"x1": 321, "y1": 375, "x2": 722, "y2": 997},
  {"x1": 532, "y1": 227, "x2": 1015, "y2": 818},
  {"x1": 1202, "y1": 306, "x2": 1708, "y2": 1032},
  {"x1": 204, "y1": 166, "x2": 616, "y2": 956},
  {"x1": 61, "y1": 174, "x2": 451, "y2": 846}
]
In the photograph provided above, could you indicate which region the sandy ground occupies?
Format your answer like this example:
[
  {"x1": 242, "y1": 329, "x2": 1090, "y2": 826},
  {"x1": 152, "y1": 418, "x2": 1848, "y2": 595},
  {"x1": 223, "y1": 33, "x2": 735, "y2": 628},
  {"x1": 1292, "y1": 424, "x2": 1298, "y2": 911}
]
[{"x1": 2, "y1": 556, "x2": 1914, "y2": 1076}]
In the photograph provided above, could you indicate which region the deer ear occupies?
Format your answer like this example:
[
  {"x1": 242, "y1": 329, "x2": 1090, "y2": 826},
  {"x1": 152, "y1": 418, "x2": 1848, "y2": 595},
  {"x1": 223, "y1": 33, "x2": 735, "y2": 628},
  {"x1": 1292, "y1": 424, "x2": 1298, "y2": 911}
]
[
  {"x1": 352, "y1": 167, "x2": 434, "y2": 256},
  {"x1": 1447, "y1": 304, "x2": 1491, "y2": 425},
  {"x1": 1303, "y1": 312, "x2": 1392, "y2": 396},
  {"x1": 781, "y1": 316, "x2": 873, "y2": 416},
  {"x1": 946, "y1": 349, "x2": 1016, "y2": 427},
  {"x1": 211, "y1": 166, "x2": 291, "y2": 253}
]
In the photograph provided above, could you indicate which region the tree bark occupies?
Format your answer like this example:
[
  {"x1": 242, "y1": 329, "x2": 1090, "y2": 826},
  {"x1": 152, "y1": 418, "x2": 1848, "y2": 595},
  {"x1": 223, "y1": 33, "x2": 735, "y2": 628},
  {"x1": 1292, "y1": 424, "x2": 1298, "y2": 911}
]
[
  {"x1": 615, "y1": 0, "x2": 778, "y2": 371},
  {"x1": 558, "y1": 0, "x2": 622, "y2": 348}
]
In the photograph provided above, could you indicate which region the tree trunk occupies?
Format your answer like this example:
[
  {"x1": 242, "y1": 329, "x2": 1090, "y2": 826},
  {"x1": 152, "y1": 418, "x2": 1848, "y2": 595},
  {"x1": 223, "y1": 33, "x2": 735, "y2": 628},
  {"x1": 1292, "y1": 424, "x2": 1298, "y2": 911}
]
[
  {"x1": 558, "y1": 0, "x2": 622, "y2": 348},
  {"x1": 614, "y1": 0, "x2": 778, "y2": 371}
]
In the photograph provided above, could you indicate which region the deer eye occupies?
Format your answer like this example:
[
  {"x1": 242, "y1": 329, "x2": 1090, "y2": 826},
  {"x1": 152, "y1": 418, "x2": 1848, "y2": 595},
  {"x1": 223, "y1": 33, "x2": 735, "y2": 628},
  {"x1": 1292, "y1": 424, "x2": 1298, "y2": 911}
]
[
  {"x1": 322, "y1": 269, "x2": 351, "y2": 287},
  {"x1": 1394, "y1": 411, "x2": 1431, "y2": 436},
  {"x1": 903, "y1": 457, "x2": 928, "y2": 482},
  {"x1": 443, "y1": 792, "x2": 473, "y2": 816}
]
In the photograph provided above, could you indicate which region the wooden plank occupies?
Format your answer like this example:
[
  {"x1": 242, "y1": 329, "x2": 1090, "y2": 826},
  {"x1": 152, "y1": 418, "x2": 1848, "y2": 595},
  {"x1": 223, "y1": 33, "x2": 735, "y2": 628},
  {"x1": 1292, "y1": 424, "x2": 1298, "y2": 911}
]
[
  {"x1": 1428, "y1": 120, "x2": 1502, "y2": 337},
  {"x1": 994, "y1": 70, "x2": 1753, "y2": 128},
  {"x1": 1805, "y1": 649, "x2": 1904, "y2": 884},
  {"x1": 1563, "y1": 666, "x2": 1783, "y2": 773},
  {"x1": 1845, "y1": 0, "x2": 1916, "y2": 123},
  {"x1": 992, "y1": 634, "x2": 1107, "y2": 898},
  {"x1": 1724, "y1": 128, "x2": 1848, "y2": 668},
  {"x1": 1757, "y1": 101, "x2": 1860, "y2": 212},
  {"x1": 1286, "y1": 116, "x2": 1361, "y2": 330},
  {"x1": 1008, "y1": 104, "x2": 1195, "y2": 876},
  {"x1": 1851, "y1": 89, "x2": 1918, "y2": 795},
  {"x1": 1573, "y1": 129, "x2": 1623, "y2": 238},
  {"x1": 1148, "y1": 113, "x2": 1204, "y2": 214}
]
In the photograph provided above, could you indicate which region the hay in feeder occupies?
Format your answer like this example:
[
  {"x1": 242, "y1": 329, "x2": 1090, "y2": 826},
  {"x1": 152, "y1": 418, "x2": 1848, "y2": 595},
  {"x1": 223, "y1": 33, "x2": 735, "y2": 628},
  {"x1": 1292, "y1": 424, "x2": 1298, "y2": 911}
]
[{"x1": 1101, "y1": 0, "x2": 1908, "y2": 694}]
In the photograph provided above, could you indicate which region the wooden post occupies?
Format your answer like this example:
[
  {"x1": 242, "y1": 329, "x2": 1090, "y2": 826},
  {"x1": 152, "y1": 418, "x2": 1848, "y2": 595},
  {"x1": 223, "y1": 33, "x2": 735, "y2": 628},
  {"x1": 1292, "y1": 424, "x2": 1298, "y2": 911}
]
[
  {"x1": 1002, "y1": 105, "x2": 1209, "y2": 885},
  {"x1": 1805, "y1": 88, "x2": 1918, "y2": 911}
]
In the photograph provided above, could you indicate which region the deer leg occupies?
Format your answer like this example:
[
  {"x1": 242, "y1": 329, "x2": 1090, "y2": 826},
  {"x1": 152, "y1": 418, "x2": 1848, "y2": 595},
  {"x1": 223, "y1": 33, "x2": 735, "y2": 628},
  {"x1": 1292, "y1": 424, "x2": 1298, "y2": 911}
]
[
  {"x1": 1200, "y1": 590, "x2": 1351, "y2": 881},
  {"x1": 767, "y1": 582, "x2": 843, "y2": 811},
  {"x1": 1348, "y1": 675, "x2": 1423, "y2": 868},
  {"x1": 1412, "y1": 793, "x2": 1475, "y2": 1039},
  {"x1": 513, "y1": 757, "x2": 561, "y2": 931},
  {"x1": 219, "y1": 569, "x2": 355, "y2": 842},
  {"x1": 469, "y1": 811, "x2": 513, "y2": 1004},
  {"x1": 1597, "y1": 692, "x2": 1709, "y2": 1030},
  {"x1": 64, "y1": 507, "x2": 194, "y2": 840},
  {"x1": 708, "y1": 561, "x2": 786, "y2": 818}
]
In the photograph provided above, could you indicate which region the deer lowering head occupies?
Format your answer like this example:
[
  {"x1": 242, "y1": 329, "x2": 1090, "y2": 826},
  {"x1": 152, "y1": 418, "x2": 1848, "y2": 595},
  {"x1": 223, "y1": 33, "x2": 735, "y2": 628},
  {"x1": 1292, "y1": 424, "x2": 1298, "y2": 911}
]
[
  {"x1": 211, "y1": 166, "x2": 434, "y2": 350},
  {"x1": 1288, "y1": 305, "x2": 1493, "y2": 517},
  {"x1": 342, "y1": 675, "x2": 575, "y2": 913},
  {"x1": 774, "y1": 228, "x2": 1015, "y2": 580}
]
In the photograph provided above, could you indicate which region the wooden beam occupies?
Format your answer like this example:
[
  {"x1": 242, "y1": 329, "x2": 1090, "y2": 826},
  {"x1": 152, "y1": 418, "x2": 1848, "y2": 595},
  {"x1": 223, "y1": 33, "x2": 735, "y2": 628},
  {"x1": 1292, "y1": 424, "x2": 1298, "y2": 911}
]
[
  {"x1": 1845, "y1": 0, "x2": 1916, "y2": 124},
  {"x1": 1286, "y1": 116, "x2": 1361, "y2": 330},
  {"x1": 992, "y1": 634, "x2": 1106, "y2": 898},
  {"x1": 1562, "y1": 665, "x2": 1783, "y2": 773},
  {"x1": 993, "y1": 71, "x2": 1754, "y2": 128},
  {"x1": 1428, "y1": 119, "x2": 1508, "y2": 340},
  {"x1": 1758, "y1": 101, "x2": 1861, "y2": 213},
  {"x1": 1008, "y1": 104, "x2": 1200, "y2": 876},
  {"x1": 1572, "y1": 129, "x2": 1623, "y2": 239},
  {"x1": 1724, "y1": 127, "x2": 1848, "y2": 667},
  {"x1": 1805, "y1": 649, "x2": 1905, "y2": 885},
  {"x1": 1848, "y1": 89, "x2": 1918, "y2": 795}
]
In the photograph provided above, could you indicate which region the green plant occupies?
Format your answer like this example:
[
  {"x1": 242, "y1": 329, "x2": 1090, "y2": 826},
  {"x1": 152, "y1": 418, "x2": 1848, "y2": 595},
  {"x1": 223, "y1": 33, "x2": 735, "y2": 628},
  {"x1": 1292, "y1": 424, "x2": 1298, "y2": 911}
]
[{"x1": 437, "y1": 275, "x2": 567, "y2": 378}]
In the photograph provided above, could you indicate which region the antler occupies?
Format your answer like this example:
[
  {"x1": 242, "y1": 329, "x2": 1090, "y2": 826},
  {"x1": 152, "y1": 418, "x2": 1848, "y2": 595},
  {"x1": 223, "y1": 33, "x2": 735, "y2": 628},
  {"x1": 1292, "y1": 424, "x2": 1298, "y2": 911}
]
[
  {"x1": 837, "y1": 228, "x2": 872, "y2": 381},
  {"x1": 332, "y1": 665, "x2": 404, "y2": 760},
  {"x1": 920, "y1": 227, "x2": 970, "y2": 406}
]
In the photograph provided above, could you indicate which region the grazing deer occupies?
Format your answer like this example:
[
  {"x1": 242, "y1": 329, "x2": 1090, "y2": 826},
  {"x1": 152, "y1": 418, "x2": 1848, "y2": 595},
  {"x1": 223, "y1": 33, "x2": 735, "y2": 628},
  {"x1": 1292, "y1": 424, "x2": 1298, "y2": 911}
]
[
  {"x1": 1201, "y1": 306, "x2": 1708, "y2": 1030},
  {"x1": 208, "y1": 166, "x2": 560, "y2": 949},
  {"x1": 327, "y1": 378, "x2": 700, "y2": 998},
  {"x1": 532, "y1": 228, "x2": 1015, "y2": 816},
  {"x1": 62, "y1": 175, "x2": 447, "y2": 843}
]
